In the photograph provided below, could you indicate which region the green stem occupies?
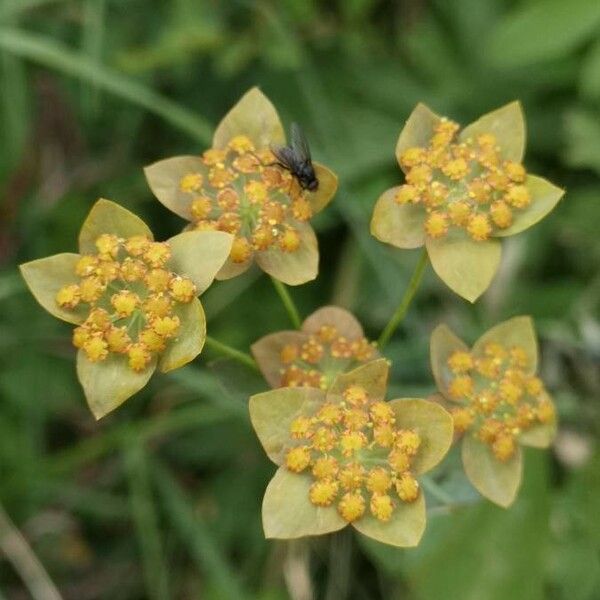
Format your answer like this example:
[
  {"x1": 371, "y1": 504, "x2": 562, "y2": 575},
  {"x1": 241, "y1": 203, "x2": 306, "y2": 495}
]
[
  {"x1": 377, "y1": 249, "x2": 428, "y2": 349},
  {"x1": 204, "y1": 335, "x2": 257, "y2": 370},
  {"x1": 270, "y1": 277, "x2": 301, "y2": 328}
]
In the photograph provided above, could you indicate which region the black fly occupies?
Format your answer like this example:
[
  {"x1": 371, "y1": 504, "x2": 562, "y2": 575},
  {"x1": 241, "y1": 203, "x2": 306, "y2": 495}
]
[{"x1": 271, "y1": 123, "x2": 319, "y2": 191}]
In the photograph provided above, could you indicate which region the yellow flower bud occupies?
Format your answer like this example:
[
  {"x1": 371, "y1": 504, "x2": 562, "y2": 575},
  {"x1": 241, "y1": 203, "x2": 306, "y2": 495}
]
[
  {"x1": 396, "y1": 473, "x2": 419, "y2": 502},
  {"x1": 370, "y1": 493, "x2": 394, "y2": 522},
  {"x1": 55, "y1": 284, "x2": 81, "y2": 309},
  {"x1": 169, "y1": 276, "x2": 196, "y2": 303},
  {"x1": 338, "y1": 492, "x2": 365, "y2": 522}
]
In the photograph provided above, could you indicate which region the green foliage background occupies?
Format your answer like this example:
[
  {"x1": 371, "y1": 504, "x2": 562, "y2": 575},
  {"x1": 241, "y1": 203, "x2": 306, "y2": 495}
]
[{"x1": 0, "y1": 0, "x2": 599, "y2": 598}]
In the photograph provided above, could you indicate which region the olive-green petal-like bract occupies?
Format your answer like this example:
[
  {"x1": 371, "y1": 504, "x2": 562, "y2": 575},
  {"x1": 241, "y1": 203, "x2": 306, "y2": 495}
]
[
  {"x1": 352, "y1": 492, "x2": 426, "y2": 548},
  {"x1": 459, "y1": 101, "x2": 525, "y2": 162},
  {"x1": 213, "y1": 87, "x2": 285, "y2": 150},
  {"x1": 426, "y1": 233, "x2": 502, "y2": 303},
  {"x1": 255, "y1": 221, "x2": 318, "y2": 286},
  {"x1": 395, "y1": 103, "x2": 441, "y2": 172},
  {"x1": 472, "y1": 316, "x2": 538, "y2": 375},
  {"x1": 77, "y1": 351, "x2": 157, "y2": 420},
  {"x1": 518, "y1": 415, "x2": 557, "y2": 449},
  {"x1": 462, "y1": 434, "x2": 523, "y2": 508},
  {"x1": 429, "y1": 324, "x2": 470, "y2": 400},
  {"x1": 494, "y1": 175, "x2": 564, "y2": 237},
  {"x1": 144, "y1": 156, "x2": 205, "y2": 221},
  {"x1": 158, "y1": 298, "x2": 206, "y2": 373},
  {"x1": 262, "y1": 468, "x2": 346, "y2": 539},
  {"x1": 19, "y1": 253, "x2": 87, "y2": 325},
  {"x1": 389, "y1": 399, "x2": 454, "y2": 475},
  {"x1": 370, "y1": 187, "x2": 426, "y2": 249},
  {"x1": 302, "y1": 305, "x2": 365, "y2": 340},
  {"x1": 167, "y1": 230, "x2": 233, "y2": 295},
  {"x1": 78, "y1": 198, "x2": 153, "y2": 254},
  {"x1": 251, "y1": 331, "x2": 307, "y2": 388},
  {"x1": 309, "y1": 163, "x2": 338, "y2": 214},
  {"x1": 328, "y1": 358, "x2": 389, "y2": 402},
  {"x1": 249, "y1": 387, "x2": 325, "y2": 465}
]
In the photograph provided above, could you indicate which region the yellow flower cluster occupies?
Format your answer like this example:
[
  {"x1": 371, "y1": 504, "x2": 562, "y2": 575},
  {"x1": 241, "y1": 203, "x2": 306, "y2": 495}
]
[
  {"x1": 180, "y1": 135, "x2": 312, "y2": 263},
  {"x1": 396, "y1": 119, "x2": 531, "y2": 241},
  {"x1": 54, "y1": 234, "x2": 196, "y2": 371},
  {"x1": 446, "y1": 344, "x2": 555, "y2": 461},
  {"x1": 284, "y1": 383, "x2": 422, "y2": 523},
  {"x1": 278, "y1": 325, "x2": 376, "y2": 389}
]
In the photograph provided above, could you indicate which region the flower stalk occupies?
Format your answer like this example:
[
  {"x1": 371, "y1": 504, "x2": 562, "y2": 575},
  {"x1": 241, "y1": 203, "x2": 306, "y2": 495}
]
[
  {"x1": 205, "y1": 335, "x2": 258, "y2": 370},
  {"x1": 271, "y1": 277, "x2": 302, "y2": 329},
  {"x1": 377, "y1": 249, "x2": 428, "y2": 349}
]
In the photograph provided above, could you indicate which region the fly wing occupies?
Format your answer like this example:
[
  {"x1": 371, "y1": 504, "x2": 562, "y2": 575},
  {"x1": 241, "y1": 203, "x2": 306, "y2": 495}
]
[
  {"x1": 270, "y1": 143, "x2": 296, "y2": 169},
  {"x1": 290, "y1": 123, "x2": 312, "y2": 161}
]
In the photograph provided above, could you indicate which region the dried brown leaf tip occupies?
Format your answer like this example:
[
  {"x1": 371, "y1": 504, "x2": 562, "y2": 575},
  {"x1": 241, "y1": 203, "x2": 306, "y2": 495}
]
[
  {"x1": 20, "y1": 199, "x2": 232, "y2": 419},
  {"x1": 371, "y1": 102, "x2": 564, "y2": 302},
  {"x1": 249, "y1": 360, "x2": 454, "y2": 546},
  {"x1": 251, "y1": 306, "x2": 379, "y2": 390},
  {"x1": 145, "y1": 88, "x2": 338, "y2": 286},
  {"x1": 430, "y1": 316, "x2": 557, "y2": 507}
]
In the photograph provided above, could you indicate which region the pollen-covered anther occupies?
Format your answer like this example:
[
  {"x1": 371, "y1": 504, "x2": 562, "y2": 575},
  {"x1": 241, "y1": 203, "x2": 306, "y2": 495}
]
[
  {"x1": 475, "y1": 390, "x2": 498, "y2": 414},
  {"x1": 124, "y1": 235, "x2": 150, "y2": 257},
  {"x1": 370, "y1": 493, "x2": 394, "y2": 522},
  {"x1": 252, "y1": 227, "x2": 274, "y2": 251},
  {"x1": 244, "y1": 180, "x2": 268, "y2": 205},
  {"x1": 448, "y1": 350, "x2": 474, "y2": 373},
  {"x1": 106, "y1": 326, "x2": 131, "y2": 353},
  {"x1": 228, "y1": 134, "x2": 255, "y2": 154},
  {"x1": 111, "y1": 290, "x2": 140, "y2": 318},
  {"x1": 448, "y1": 201, "x2": 471, "y2": 226},
  {"x1": 490, "y1": 200, "x2": 513, "y2": 228},
  {"x1": 144, "y1": 268, "x2": 172, "y2": 293},
  {"x1": 467, "y1": 213, "x2": 492, "y2": 241},
  {"x1": 312, "y1": 456, "x2": 339, "y2": 479},
  {"x1": 79, "y1": 276, "x2": 106, "y2": 303},
  {"x1": 451, "y1": 407, "x2": 474, "y2": 434},
  {"x1": 396, "y1": 473, "x2": 419, "y2": 502},
  {"x1": 120, "y1": 258, "x2": 146, "y2": 282},
  {"x1": 128, "y1": 343, "x2": 153, "y2": 372},
  {"x1": 537, "y1": 397, "x2": 555, "y2": 423},
  {"x1": 230, "y1": 236, "x2": 253, "y2": 263},
  {"x1": 279, "y1": 228, "x2": 301, "y2": 253},
  {"x1": 150, "y1": 315, "x2": 180, "y2": 338},
  {"x1": 425, "y1": 211, "x2": 449, "y2": 238},
  {"x1": 395, "y1": 430, "x2": 421, "y2": 457},
  {"x1": 499, "y1": 379, "x2": 523, "y2": 405},
  {"x1": 143, "y1": 242, "x2": 171, "y2": 268},
  {"x1": 343, "y1": 385, "x2": 368, "y2": 407},
  {"x1": 292, "y1": 198, "x2": 313, "y2": 221},
  {"x1": 316, "y1": 403, "x2": 343, "y2": 426},
  {"x1": 510, "y1": 346, "x2": 529, "y2": 368},
  {"x1": 190, "y1": 196, "x2": 213, "y2": 220},
  {"x1": 83, "y1": 334, "x2": 109, "y2": 362},
  {"x1": 56, "y1": 284, "x2": 81, "y2": 308},
  {"x1": 369, "y1": 401, "x2": 395, "y2": 424},
  {"x1": 394, "y1": 184, "x2": 419, "y2": 205},
  {"x1": 449, "y1": 374, "x2": 474, "y2": 399},
  {"x1": 179, "y1": 173, "x2": 204, "y2": 193},
  {"x1": 366, "y1": 467, "x2": 392, "y2": 494},
  {"x1": 373, "y1": 423, "x2": 396, "y2": 448},
  {"x1": 95, "y1": 233, "x2": 121, "y2": 259},
  {"x1": 139, "y1": 328, "x2": 166, "y2": 352},
  {"x1": 312, "y1": 426, "x2": 338, "y2": 452},
  {"x1": 505, "y1": 185, "x2": 531, "y2": 208},
  {"x1": 285, "y1": 446, "x2": 311, "y2": 472},
  {"x1": 309, "y1": 479, "x2": 339, "y2": 507},
  {"x1": 492, "y1": 431, "x2": 516, "y2": 461},
  {"x1": 406, "y1": 164, "x2": 432, "y2": 186},
  {"x1": 400, "y1": 147, "x2": 427, "y2": 168},
  {"x1": 442, "y1": 157, "x2": 469, "y2": 180},
  {"x1": 75, "y1": 255, "x2": 98, "y2": 277},
  {"x1": 289, "y1": 415, "x2": 312, "y2": 439},
  {"x1": 301, "y1": 338, "x2": 324, "y2": 363},
  {"x1": 338, "y1": 492, "x2": 366, "y2": 522},
  {"x1": 343, "y1": 408, "x2": 369, "y2": 431},
  {"x1": 169, "y1": 276, "x2": 196, "y2": 303},
  {"x1": 143, "y1": 294, "x2": 172, "y2": 318},
  {"x1": 217, "y1": 188, "x2": 240, "y2": 211},
  {"x1": 339, "y1": 430, "x2": 367, "y2": 456}
]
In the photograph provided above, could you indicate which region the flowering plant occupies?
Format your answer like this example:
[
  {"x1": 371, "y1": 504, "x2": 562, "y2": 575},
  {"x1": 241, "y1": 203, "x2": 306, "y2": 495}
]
[
  {"x1": 20, "y1": 199, "x2": 232, "y2": 418},
  {"x1": 144, "y1": 88, "x2": 338, "y2": 285},
  {"x1": 430, "y1": 316, "x2": 556, "y2": 506},
  {"x1": 370, "y1": 102, "x2": 564, "y2": 301},
  {"x1": 19, "y1": 89, "x2": 563, "y2": 552},
  {"x1": 249, "y1": 359, "x2": 453, "y2": 547}
]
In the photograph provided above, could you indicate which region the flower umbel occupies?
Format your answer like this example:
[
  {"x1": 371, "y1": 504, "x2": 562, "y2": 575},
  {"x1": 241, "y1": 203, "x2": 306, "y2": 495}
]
[
  {"x1": 252, "y1": 306, "x2": 378, "y2": 390},
  {"x1": 250, "y1": 359, "x2": 454, "y2": 547},
  {"x1": 20, "y1": 199, "x2": 232, "y2": 419},
  {"x1": 371, "y1": 102, "x2": 564, "y2": 303},
  {"x1": 430, "y1": 316, "x2": 557, "y2": 507},
  {"x1": 145, "y1": 87, "x2": 338, "y2": 286}
]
